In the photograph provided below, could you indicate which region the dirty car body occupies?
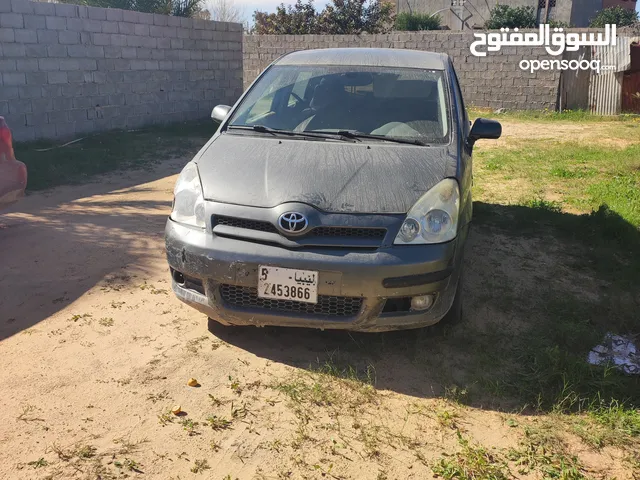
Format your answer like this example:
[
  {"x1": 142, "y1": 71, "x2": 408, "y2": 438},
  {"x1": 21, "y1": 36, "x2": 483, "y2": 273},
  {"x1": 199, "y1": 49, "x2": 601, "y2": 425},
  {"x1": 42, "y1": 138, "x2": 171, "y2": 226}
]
[{"x1": 165, "y1": 48, "x2": 501, "y2": 332}]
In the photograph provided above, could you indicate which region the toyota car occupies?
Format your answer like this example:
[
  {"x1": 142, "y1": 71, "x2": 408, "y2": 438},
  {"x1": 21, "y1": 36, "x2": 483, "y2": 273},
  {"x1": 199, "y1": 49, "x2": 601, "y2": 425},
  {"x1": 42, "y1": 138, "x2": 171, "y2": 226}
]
[{"x1": 165, "y1": 48, "x2": 501, "y2": 332}]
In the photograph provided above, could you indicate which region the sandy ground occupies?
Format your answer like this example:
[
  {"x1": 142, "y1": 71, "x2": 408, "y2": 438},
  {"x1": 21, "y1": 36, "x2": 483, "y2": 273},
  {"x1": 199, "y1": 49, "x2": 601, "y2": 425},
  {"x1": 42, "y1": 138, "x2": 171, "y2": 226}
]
[{"x1": 0, "y1": 146, "x2": 634, "y2": 479}]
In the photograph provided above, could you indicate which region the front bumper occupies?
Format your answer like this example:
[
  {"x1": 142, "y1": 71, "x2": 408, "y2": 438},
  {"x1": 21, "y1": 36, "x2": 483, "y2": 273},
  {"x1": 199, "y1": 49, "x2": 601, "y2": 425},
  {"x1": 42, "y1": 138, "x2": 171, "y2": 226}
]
[{"x1": 165, "y1": 219, "x2": 467, "y2": 332}]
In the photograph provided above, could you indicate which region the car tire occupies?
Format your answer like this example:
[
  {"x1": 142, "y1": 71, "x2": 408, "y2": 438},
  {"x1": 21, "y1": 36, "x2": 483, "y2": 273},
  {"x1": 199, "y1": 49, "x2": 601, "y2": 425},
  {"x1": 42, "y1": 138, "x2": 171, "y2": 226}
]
[{"x1": 441, "y1": 272, "x2": 463, "y2": 325}]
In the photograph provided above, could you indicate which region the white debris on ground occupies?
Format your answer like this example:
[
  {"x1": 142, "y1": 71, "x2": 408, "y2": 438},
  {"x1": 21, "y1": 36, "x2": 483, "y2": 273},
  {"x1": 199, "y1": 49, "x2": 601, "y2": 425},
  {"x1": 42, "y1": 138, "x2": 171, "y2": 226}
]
[{"x1": 588, "y1": 333, "x2": 640, "y2": 374}]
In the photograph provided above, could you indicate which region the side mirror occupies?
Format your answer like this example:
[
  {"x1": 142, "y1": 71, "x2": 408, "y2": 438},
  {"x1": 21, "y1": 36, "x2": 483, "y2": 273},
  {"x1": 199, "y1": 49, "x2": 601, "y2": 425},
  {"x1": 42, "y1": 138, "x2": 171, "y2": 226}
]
[
  {"x1": 469, "y1": 118, "x2": 502, "y2": 143},
  {"x1": 211, "y1": 105, "x2": 231, "y2": 123}
]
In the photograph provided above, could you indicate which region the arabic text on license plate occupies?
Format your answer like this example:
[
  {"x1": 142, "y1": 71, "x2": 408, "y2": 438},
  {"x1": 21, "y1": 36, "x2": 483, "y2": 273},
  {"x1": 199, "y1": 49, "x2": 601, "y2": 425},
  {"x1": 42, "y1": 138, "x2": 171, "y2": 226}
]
[{"x1": 257, "y1": 266, "x2": 318, "y2": 304}]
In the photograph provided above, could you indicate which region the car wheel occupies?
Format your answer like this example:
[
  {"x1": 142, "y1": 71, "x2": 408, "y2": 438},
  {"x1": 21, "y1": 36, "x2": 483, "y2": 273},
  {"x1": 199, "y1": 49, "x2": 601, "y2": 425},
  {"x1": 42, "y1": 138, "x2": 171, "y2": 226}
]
[{"x1": 441, "y1": 272, "x2": 463, "y2": 324}]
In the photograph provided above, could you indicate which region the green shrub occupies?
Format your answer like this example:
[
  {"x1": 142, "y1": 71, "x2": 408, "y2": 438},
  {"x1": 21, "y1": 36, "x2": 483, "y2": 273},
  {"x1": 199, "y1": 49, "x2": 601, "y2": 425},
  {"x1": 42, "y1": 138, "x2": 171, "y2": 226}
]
[
  {"x1": 395, "y1": 12, "x2": 441, "y2": 31},
  {"x1": 590, "y1": 6, "x2": 638, "y2": 28},
  {"x1": 485, "y1": 4, "x2": 536, "y2": 29}
]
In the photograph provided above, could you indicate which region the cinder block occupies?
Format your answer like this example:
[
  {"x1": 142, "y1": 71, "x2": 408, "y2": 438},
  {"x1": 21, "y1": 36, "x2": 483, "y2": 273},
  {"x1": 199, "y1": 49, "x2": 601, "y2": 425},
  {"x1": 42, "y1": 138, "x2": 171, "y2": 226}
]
[
  {"x1": 87, "y1": 6, "x2": 106, "y2": 20},
  {"x1": 47, "y1": 71, "x2": 68, "y2": 84},
  {"x1": 2, "y1": 42, "x2": 25, "y2": 56},
  {"x1": 136, "y1": 47, "x2": 151, "y2": 59},
  {"x1": 134, "y1": 23, "x2": 148, "y2": 36},
  {"x1": 7, "y1": 100, "x2": 31, "y2": 118},
  {"x1": 52, "y1": 97, "x2": 72, "y2": 111},
  {"x1": 68, "y1": 108, "x2": 89, "y2": 122},
  {"x1": 118, "y1": 21, "x2": 134, "y2": 34},
  {"x1": 78, "y1": 58, "x2": 97, "y2": 71},
  {"x1": 58, "y1": 30, "x2": 79, "y2": 44},
  {"x1": 104, "y1": 46, "x2": 122, "y2": 58},
  {"x1": 101, "y1": 21, "x2": 118, "y2": 34},
  {"x1": 47, "y1": 45, "x2": 67, "y2": 57},
  {"x1": 23, "y1": 13, "x2": 44, "y2": 29},
  {"x1": 121, "y1": 46, "x2": 136, "y2": 59},
  {"x1": 153, "y1": 13, "x2": 167, "y2": 26},
  {"x1": 25, "y1": 112, "x2": 48, "y2": 125},
  {"x1": 54, "y1": 3, "x2": 78, "y2": 18},
  {"x1": 45, "y1": 15, "x2": 66, "y2": 30},
  {"x1": 137, "y1": 12, "x2": 153, "y2": 25},
  {"x1": 18, "y1": 84, "x2": 41, "y2": 99},
  {"x1": 0, "y1": 58, "x2": 16, "y2": 71},
  {"x1": 55, "y1": 122, "x2": 76, "y2": 137},
  {"x1": 25, "y1": 43, "x2": 46, "y2": 57},
  {"x1": 106, "y1": 9, "x2": 123, "y2": 22},
  {"x1": 0, "y1": 0, "x2": 11, "y2": 13},
  {"x1": 0, "y1": 27, "x2": 14, "y2": 41},
  {"x1": 25, "y1": 71, "x2": 47, "y2": 85},
  {"x1": 1, "y1": 12, "x2": 22, "y2": 28},
  {"x1": 92, "y1": 32, "x2": 111, "y2": 45},
  {"x1": 57, "y1": 58, "x2": 80, "y2": 71},
  {"x1": 36, "y1": 28, "x2": 57, "y2": 43},
  {"x1": 16, "y1": 58, "x2": 37, "y2": 72},
  {"x1": 121, "y1": 9, "x2": 137, "y2": 23},
  {"x1": 15, "y1": 28, "x2": 36, "y2": 43},
  {"x1": 4, "y1": 72, "x2": 25, "y2": 86}
]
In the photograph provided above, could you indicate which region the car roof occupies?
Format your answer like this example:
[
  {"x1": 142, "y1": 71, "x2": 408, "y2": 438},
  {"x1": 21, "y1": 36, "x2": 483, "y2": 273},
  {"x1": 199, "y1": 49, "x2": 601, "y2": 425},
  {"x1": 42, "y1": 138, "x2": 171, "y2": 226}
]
[{"x1": 274, "y1": 48, "x2": 449, "y2": 70}]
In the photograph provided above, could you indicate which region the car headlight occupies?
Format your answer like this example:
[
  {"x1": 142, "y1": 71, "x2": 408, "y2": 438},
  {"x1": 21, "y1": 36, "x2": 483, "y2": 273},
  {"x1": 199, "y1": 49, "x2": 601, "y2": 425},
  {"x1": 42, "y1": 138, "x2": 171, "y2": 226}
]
[
  {"x1": 394, "y1": 178, "x2": 460, "y2": 245},
  {"x1": 170, "y1": 162, "x2": 205, "y2": 228}
]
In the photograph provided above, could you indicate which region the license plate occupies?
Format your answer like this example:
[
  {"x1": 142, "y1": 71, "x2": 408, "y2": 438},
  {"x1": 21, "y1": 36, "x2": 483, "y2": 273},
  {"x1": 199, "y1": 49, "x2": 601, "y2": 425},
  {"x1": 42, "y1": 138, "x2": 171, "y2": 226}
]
[{"x1": 257, "y1": 266, "x2": 318, "y2": 304}]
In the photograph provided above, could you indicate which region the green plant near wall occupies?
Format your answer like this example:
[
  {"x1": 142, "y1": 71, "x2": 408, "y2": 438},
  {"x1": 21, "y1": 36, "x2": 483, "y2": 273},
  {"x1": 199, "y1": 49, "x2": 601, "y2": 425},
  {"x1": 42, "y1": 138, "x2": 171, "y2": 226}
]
[
  {"x1": 58, "y1": 0, "x2": 205, "y2": 17},
  {"x1": 485, "y1": 4, "x2": 536, "y2": 29},
  {"x1": 395, "y1": 12, "x2": 441, "y2": 31},
  {"x1": 590, "y1": 6, "x2": 638, "y2": 28}
]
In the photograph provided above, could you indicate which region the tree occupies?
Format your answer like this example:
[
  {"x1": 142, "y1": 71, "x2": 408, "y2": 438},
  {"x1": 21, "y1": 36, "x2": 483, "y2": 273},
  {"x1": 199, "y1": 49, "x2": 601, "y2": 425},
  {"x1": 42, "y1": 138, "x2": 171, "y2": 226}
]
[
  {"x1": 253, "y1": 0, "x2": 393, "y2": 35},
  {"x1": 59, "y1": 0, "x2": 206, "y2": 18},
  {"x1": 207, "y1": 0, "x2": 244, "y2": 23},
  {"x1": 590, "y1": 6, "x2": 638, "y2": 28},
  {"x1": 485, "y1": 4, "x2": 536, "y2": 29},
  {"x1": 395, "y1": 12, "x2": 441, "y2": 31}
]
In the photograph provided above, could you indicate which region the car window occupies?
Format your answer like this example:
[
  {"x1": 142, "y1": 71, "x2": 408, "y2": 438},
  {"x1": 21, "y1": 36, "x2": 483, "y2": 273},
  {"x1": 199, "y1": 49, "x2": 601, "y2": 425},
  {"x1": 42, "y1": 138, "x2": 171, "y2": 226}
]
[
  {"x1": 229, "y1": 65, "x2": 451, "y2": 145},
  {"x1": 450, "y1": 67, "x2": 469, "y2": 136}
]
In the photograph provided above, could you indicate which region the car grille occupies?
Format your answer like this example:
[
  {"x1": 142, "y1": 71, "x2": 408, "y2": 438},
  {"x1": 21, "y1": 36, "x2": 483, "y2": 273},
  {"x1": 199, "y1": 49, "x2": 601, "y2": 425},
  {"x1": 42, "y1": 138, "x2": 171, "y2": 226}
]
[
  {"x1": 312, "y1": 227, "x2": 386, "y2": 239},
  {"x1": 219, "y1": 284, "x2": 363, "y2": 318},
  {"x1": 213, "y1": 216, "x2": 278, "y2": 234},
  {"x1": 212, "y1": 216, "x2": 386, "y2": 241}
]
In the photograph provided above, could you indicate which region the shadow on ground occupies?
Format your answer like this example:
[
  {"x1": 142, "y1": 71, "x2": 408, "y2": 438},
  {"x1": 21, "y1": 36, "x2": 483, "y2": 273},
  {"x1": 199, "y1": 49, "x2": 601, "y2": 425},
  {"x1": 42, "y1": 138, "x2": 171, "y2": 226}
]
[
  {"x1": 0, "y1": 162, "x2": 183, "y2": 341},
  {"x1": 210, "y1": 202, "x2": 640, "y2": 412}
]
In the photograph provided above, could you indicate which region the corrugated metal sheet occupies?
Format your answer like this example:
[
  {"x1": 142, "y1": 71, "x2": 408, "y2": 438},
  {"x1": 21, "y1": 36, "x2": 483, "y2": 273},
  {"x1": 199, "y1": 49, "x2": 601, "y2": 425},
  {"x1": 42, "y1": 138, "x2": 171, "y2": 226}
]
[
  {"x1": 589, "y1": 36, "x2": 640, "y2": 115},
  {"x1": 589, "y1": 70, "x2": 623, "y2": 115}
]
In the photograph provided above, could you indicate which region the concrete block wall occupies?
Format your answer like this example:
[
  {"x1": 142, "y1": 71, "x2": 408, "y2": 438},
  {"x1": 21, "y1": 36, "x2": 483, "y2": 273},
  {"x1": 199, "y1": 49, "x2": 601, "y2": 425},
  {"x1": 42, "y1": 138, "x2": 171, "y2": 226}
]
[
  {"x1": 244, "y1": 32, "x2": 561, "y2": 111},
  {"x1": 0, "y1": 0, "x2": 243, "y2": 141}
]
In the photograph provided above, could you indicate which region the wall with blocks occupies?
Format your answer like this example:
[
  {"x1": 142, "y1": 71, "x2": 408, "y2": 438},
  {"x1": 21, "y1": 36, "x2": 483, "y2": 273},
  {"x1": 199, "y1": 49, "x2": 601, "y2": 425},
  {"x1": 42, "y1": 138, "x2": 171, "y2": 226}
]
[
  {"x1": 0, "y1": 0, "x2": 243, "y2": 141},
  {"x1": 243, "y1": 33, "x2": 562, "y2": 111}
]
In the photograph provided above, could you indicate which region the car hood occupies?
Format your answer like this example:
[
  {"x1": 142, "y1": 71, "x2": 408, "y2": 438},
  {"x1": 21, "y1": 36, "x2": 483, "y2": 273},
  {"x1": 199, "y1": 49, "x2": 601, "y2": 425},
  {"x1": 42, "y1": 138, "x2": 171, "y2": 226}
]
[{"x1": 196, "y1": 133, "x2": 456, "y2": 214}]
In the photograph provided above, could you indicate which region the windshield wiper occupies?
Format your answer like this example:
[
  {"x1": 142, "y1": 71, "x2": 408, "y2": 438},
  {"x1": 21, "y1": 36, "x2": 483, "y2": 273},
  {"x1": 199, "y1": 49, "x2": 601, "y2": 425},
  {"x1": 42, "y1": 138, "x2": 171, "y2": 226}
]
[
  {"x1": 307, "y1": 129, "x2": 428, "y2": 146},
  {"x1": 227, "y1": 125, "x2": 355, "y2": 141}
]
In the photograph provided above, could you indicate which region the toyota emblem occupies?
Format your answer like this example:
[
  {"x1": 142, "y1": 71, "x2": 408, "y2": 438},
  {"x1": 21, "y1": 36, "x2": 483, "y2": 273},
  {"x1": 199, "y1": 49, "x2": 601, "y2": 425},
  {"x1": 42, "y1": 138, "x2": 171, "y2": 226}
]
[{"x1": 278, "y1": 212, "x2": 308, "y2": 234}]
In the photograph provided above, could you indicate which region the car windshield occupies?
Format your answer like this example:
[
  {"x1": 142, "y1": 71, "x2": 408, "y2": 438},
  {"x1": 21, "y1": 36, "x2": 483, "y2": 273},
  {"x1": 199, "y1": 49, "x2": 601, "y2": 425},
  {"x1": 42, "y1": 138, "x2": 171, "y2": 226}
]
[{"x1": 227, "y1": 64, "x2": 451, "y2": 144}]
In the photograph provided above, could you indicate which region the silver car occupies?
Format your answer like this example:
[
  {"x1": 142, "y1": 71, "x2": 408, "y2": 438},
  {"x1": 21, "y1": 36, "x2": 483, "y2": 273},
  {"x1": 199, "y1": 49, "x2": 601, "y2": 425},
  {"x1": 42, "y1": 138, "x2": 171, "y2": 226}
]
[{"x1": 165, "y1": 48, "x2": 501, "y2": 332}]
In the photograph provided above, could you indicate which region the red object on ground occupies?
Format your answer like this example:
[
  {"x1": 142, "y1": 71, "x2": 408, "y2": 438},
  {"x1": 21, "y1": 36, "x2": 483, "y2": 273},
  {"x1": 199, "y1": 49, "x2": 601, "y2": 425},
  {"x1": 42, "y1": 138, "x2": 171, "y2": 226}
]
[{"x1": 0, "y1": 117, "x2": 27, "y2": 209}]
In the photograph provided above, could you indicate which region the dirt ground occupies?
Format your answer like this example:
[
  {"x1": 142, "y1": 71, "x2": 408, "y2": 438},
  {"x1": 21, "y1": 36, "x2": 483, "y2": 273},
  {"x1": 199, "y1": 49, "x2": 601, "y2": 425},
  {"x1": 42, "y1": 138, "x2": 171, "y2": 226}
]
[{"x1": 0, "y1": 124, "x2": 637, "y2": 479}]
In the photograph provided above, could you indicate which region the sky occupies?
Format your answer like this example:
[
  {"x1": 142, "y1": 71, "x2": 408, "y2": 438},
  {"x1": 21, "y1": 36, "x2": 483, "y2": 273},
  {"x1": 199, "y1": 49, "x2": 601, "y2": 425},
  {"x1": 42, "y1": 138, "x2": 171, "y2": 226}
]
[
  {"x1": 233, "y1": 0, "x2": 640, "y2": 25},
  {"x1": 228, "y1": 0, "x2": 330, "y2": 24}
]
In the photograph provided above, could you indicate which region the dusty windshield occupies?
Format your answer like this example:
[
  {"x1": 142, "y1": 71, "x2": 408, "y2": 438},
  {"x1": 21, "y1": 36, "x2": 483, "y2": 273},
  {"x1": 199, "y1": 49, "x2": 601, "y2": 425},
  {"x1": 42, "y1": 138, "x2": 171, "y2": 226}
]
[{"x1": 228, "y1": 65, "x2": 451, "y2": 144}]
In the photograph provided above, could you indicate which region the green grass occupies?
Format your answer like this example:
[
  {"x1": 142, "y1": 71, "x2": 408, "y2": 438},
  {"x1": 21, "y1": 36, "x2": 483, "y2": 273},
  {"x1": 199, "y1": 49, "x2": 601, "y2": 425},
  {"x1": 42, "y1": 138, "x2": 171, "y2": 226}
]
[
  {"x1": 469, "y1": 107, "x2": 640, "y2": 123},
  {"x1": 14, "y1": 120, "x2": 215, "y2": 191},
  {"x1": 432, "y1": 433, "x2": 510, "y2": 480},
  {"x1": 475, "y1": 141, "x2": 640, "y2": 226}
]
